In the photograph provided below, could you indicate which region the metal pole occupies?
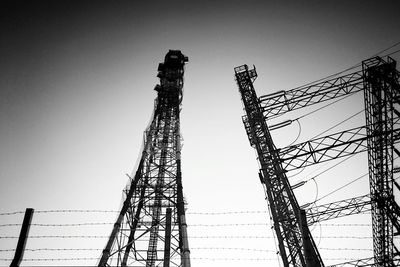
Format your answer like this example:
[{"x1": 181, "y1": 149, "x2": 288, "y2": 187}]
[
  {"x1": 10, "y1": 208, "x2": 34, "y2": 267},
  {"x1": 176, "y1": 161, "x2": 190, "y2": 267},
  {"x1": 163, "y1": 208, "x2": 172, "y2": 267}
]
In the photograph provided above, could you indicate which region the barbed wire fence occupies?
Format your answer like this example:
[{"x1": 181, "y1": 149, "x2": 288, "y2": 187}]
[{"x1": 0, "y1": 209, "x2": 374, "y2": 266}]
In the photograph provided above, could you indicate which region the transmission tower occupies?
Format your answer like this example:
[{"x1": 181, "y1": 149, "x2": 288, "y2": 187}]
[
  {"x1": 99, "y1": 50, "x2": 190, "y2": 267},
  {"x1": 234, "y1": 56, "x2": 400, "y2": 267},
  {"x1": 235, "y1": 65, "x2": 324, "y2": 267}
]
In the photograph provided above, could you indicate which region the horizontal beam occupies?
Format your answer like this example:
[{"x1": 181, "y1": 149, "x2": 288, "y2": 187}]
[
  {"x1": 260, "y1": 71, "x2": 364, "y2": 119},
  {"x1": 278, "y1": 126, "x2": 400, "y2": 171},
  {"x1": 326, "y1": 256, "x2": 400, "y2": 267},
  {"x1": 306, "y1": 195, "x2": 371, "y2": 225},
  {"x1": 326, "y1": 256, "x2": 374, "y2": 267},
  {"x1": 278, "y1": 126, "x2": 368, "y2": 171}
]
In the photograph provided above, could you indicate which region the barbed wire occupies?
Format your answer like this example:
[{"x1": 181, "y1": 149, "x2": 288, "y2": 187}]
[
  {"x1": 0, "y1": 211, "x2": 25, "y2": 216},
  {"x1": 0, "y1": 235, "x2": 109, "y2": 239},
  {"x1": 0, "y1": 246, "x2": 373, "y2": 254},
  {"x1": 0, "y1": 257, "x2": 370, "y2": 262},
  {"x1": 187, "y1": 210, "x2": 268, "y2": 215},
  {"x1": 33, "y1": 222, "x2": 113, "y2": 227},
  {"x1": 0, "y1": 248, "x2": 101, "y2": 252},
  {"x1": 189, "y1": 223, "x2": 268, "y2": 227},
  {"x1": 0, "y1": 247, "x2": 276, "y2": 253},
  {"x1": 0, "y1": 257, "x2": 99, "y2": 261},
  {"x1": 0, "y1": 209, "x2": 269, "y2": 216},
  {"x1": 0, "y1": 235, "x2": 373, "y2": 239},
  {"x1": 0, "y1": 222, "x2": 372, "y2": 228},
  {"x1": 319, "y1": 247, "x2": 372, "y2": 251}
]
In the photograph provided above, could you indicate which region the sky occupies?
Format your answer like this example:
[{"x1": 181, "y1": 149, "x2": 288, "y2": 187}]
[{"x1": 1, "y1": 1, "x2": 400, "y2": 266}]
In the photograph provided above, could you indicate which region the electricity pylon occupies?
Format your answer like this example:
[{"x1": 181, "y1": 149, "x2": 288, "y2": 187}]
[
  {"x1": 235, "y1": 56, "x2": 400, "y2": 267},
  {"x1": 99, "y1": 50, "x2": 190, "y2": 267},
  {"x1": 235, "y1": 65, "x2": 325, "y2": 267}
]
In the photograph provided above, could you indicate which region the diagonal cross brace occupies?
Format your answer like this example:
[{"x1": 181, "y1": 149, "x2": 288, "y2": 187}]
[
  {"x1": 278, "y1": 126, "x2": 400, "y2": 171},
  {"x1": 306, "y1": 195, "x2": 371, "y2": 225}
]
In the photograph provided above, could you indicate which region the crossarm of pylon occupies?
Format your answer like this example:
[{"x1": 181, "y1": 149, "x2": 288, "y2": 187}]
[
  {"x1": 278, "y1": 126, "x2": 400, "y2": 171},
  {"x1": 278, "y1": 126, "x2": 369, "y2": 171},
  {"x1": 326, "y1": 256, "x2": 400, "y2": 267},
  {"x1": 259, "y1": 71, "x2": 364, "y2": 119},
  {"x1": 305, "y1": 195, "x2": 371, "y2": 225},
  {"x1": 326, "y1": 256, "x2": 375, "y2": 267}
]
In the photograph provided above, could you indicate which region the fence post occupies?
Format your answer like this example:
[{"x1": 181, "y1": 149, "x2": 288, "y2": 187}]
[{"x1": 10, "y1": 208, "x2": 34, "y2": 267}]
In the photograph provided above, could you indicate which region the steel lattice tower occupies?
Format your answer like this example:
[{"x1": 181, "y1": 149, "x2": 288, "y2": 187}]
[
  {"x1": 235, "y1": 56, "x2": 400, "y2": 267},
  {"x1": 234, "y1": 65, "x2": 324, "y2": 267},
  {"x1": 99, "y1": 50, "x2": 190, "y2": 267},
  {"x1": 363, "y1": 57, "x2": 399, "y2": 266}
]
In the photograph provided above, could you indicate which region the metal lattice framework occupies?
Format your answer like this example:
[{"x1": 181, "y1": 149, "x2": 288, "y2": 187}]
[
  {"x1": 98, "y1": 50, "x2": 190, "y2": 267},
  {"x1": 235, "y1": 56, "x2": 400, "y2": 267},
  {"x1": 235, "y1": 65, "x2": 324, "y2": 267},
  {"x1": 363, "y1": 57, "x2": 398, "y2": 266}
]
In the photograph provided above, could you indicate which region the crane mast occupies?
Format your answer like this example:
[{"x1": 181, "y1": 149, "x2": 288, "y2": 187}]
[{"x1": 99, "y1": 50, "x2": 190, "y2": 267}]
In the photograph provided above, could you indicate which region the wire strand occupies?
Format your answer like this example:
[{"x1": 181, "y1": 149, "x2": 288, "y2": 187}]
[
  {"x1": 294, "y1": 93, "x2": 355, "y2": 121},
  {"x1": 311, "y1": 109, "x2": 365, "y2": 139},
  {"x1": 314, "y1": 173, "x2": 368, "y2": 203}
]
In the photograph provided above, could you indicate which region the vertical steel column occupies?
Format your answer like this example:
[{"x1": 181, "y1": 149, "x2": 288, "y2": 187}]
[
  {"x1": 163, "y1": 208, "x2": 172, "y2": 267},
  {"x1": 363, "y1": 57, "x2": 399, "y2": 266}
]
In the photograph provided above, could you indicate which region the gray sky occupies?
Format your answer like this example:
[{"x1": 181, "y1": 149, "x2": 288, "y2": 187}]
[{"x1": 1, "y1": 1, "x2": 400, "y2": 266}]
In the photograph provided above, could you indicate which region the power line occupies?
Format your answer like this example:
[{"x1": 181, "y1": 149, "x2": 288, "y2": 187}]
[
  {"x1": 305, "y1": 154, "x2": 358, "y2": 183},
  {"x1": 384, "y1": 48, "x2": 400, "y2": 57},
  {"x1": 311, "y1": 109, "x2": 365, "y2": 139},
  {"x1": 374, "y1": 41, "x2": 400, "y2": 57},
  {"x1": 293, "y1": 93, "x2": 357, "y2": 122},
  {"x1": 314, "y1": 173, "x2": 369, "y2": 203},
  {"x1": 289, "y1": 40, "x2": 400, "y2": 92}
]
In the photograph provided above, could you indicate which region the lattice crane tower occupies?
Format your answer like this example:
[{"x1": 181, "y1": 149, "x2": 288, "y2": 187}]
[{"x1": 99, "y1": 50, "x2": 190, "y2": 267}]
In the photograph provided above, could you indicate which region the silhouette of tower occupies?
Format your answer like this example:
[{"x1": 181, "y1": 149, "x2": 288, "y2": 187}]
[
  {"x1": 234, "y1": 56, "x2": 400, "y2": 266},
  {"x1": 99, "y1": 50, "x2": 190, "y2": 267}
]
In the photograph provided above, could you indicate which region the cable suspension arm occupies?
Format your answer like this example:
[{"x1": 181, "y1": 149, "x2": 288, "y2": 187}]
[
  {"x1": 278, "y1": 126, "x2": 400, "y2": 171},
  {"x1": 326, "y1": 256, "x2": 400, "y2": 267},
  {"x1": 259, "y1": 71, "x2": 364, "y2": 119},
  {"x1": 306, "y1": 195, "x2": 371, "y2": 225}
]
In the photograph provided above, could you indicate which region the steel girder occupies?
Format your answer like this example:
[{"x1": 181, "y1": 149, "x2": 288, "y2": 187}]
[
  {"x1": 277, "y1": 126, "x2": 400, "y2": 172},
  {"x1": 326, "y1": 256, "x2": 400, "y2": 267},
  {"x1": 306, "y1": 195, "x2": 371, "y2": 225},
  {"x1": 259, "y1": 71, "x2": 364, "y2": 120}
]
